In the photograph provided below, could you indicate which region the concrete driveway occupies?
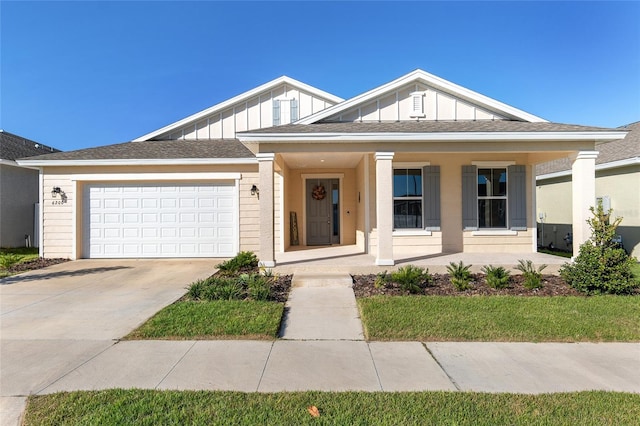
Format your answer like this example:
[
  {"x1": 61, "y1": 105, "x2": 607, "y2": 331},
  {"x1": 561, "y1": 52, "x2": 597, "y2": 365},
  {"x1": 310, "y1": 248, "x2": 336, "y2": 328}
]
[{"x1": 0, "y1": 259, "x2": 214, "y2": 424}]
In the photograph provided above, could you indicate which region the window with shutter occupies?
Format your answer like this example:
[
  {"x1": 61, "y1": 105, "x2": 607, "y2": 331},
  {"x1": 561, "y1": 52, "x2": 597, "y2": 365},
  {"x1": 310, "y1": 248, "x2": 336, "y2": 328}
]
[{"x1": 272, "y1": 100, "x2": 281, "y2": 126}]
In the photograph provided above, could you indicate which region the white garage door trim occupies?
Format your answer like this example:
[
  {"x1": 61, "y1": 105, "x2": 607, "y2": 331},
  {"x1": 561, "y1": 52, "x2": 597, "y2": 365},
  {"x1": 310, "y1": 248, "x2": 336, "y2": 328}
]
[{"x1": 82, "y1": 181, "x2": 238, "y2": 258}]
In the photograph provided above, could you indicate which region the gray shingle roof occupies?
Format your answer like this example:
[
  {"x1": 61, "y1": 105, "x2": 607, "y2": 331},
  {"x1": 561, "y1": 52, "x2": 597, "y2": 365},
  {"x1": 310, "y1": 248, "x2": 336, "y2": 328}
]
[
  {"x1": 536, "y1": 121, "x2": 640, "y2": 176},
  {"x1": 0, "y1": 130, "x2": 60, "y2": 161},
  {"x1": 20, "y1": 139, "x2": 255, "y2": 162},
  {"x1": 241, "y1": 120, "x2": 616, "y2": 134}
]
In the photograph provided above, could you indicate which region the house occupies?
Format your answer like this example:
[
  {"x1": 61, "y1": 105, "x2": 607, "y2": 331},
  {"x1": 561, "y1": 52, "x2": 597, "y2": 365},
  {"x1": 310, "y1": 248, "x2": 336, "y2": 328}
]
[
  {"x1": 0, "y1": 130, "x2": 60, "y2": 247},
  {"x1": 536, "y1": 121, "x2": 640, "y2": 258},
  {"x1": 17, "y1": 70, "x2": 627, "y2": 266}
]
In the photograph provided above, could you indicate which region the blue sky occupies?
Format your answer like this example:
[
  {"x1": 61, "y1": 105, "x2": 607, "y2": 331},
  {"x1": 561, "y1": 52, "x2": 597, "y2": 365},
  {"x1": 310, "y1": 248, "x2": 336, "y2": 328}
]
[{"x1": 2, "y1": 1, "x2": 639, "y2": 152}]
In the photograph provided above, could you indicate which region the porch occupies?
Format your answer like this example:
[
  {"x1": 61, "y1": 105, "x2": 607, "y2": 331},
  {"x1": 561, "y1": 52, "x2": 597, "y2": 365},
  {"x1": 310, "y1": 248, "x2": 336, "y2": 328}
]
[{"x1": 272, "y1": 244, "x2": 567, "y2": 275}]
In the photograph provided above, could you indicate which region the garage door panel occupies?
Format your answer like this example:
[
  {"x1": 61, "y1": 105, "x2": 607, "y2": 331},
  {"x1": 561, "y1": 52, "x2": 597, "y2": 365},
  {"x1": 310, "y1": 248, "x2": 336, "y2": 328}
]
[{"x1": 84, "y1": 182, "x2": 237, "y2": 258}]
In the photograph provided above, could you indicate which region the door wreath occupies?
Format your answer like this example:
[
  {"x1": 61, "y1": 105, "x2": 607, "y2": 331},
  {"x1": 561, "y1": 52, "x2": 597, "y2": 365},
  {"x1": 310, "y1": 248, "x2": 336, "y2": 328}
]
[{"x1": 312, "y1": 184, "x2": 326, "y2": 200}]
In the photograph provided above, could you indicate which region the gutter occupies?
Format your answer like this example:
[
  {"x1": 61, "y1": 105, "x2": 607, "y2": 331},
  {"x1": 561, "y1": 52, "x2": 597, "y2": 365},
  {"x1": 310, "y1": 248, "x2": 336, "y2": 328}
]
[
  {"x1": 16, "y1": 157, "x2": 258, "y2": 167},
  {"x1": 536, "y1": 157, "x2": 640, "y2": 181}
]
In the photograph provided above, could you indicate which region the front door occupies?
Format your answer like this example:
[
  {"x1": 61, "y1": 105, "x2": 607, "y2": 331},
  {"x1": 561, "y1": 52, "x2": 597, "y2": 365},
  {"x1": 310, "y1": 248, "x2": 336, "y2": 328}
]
[{"x1": 306, "y1": 179, "x2": 340, "y2": 245}]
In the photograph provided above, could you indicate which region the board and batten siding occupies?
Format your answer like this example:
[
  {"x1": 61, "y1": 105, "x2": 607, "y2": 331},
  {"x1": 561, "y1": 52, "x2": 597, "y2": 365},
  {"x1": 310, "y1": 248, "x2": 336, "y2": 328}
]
[
  {"x1": 330, "y1": 82, "x2": 505, "y2": 122},
  {"x1": 165, "y1": 83, "x2": 338, "y2": 140}
]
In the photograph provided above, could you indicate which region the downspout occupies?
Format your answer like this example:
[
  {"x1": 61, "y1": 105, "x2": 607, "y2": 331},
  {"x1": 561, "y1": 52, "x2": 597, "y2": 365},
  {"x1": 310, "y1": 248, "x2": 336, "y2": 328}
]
[
  {"x1": 364, "y1": 154, "x2": 370, "y2": 254},
  {"x1": 38, "y1": 168, "x2": 44, "y2": 257}
]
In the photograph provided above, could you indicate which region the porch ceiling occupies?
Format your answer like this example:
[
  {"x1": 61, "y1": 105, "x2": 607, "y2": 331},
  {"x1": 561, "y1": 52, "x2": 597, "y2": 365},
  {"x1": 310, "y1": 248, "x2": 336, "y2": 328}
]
[{"x1": 282, "y1": 152, "x2": 363, "y2": 169}]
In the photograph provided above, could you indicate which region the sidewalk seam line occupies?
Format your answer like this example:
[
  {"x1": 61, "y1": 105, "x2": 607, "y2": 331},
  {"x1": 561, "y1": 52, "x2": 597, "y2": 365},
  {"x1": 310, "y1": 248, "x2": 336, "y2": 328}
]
[
  {"x1": 35, "y1": 340, "x2": 116, "y2": 395},
  {"x1": 155, "y1": 340, "x2": 197, "y2": 390},
  {"x1": 366, "y1": 343, "x2": 384, "y2": 391},
  {"x1": 255, "y1": 341, "x2": 275, "y2": 392},
  {"x1": 422, "y1": 342, "x2": 461, "y2": 391}
]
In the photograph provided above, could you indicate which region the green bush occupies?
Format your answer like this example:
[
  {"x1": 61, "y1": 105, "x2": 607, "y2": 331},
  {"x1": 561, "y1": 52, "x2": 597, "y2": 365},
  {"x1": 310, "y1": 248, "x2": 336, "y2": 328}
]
[
  {"x1": 390, "y1": 265, "x2": 432, "y2": 294},
  {"x1": 560, "y1": 202, "x2": 638, "y2": 295},
  {"x1": 482, "y1": 265, "x2": 511, "y2": 289},
  {"x1": 0, "y1": 253, "x2": 22, "y2": 270},
  {"x1": 515, "y1": 259, "x2": 546, "y2": 290},
  {"x1": 217, "y1": 251, "x2": 259, "y2": 275},
  {"x1": 240, "y1": 273, "x2": 272, "y2": 301},
  {"x1": 186, "y1": 273, "x2": 274, "y2": 301},
  {"x1": 447, "y1": 261, "x2": 473, "y2": 291},
  {"x1": 374, "y1": 270, "x2": 389, "y2": 289}
]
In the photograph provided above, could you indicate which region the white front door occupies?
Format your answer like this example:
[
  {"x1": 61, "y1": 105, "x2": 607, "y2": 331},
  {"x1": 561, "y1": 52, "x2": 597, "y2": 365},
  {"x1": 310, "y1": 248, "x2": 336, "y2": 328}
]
[{"x1": 83, "y1": 182, "x2": 237, "y2": 258}]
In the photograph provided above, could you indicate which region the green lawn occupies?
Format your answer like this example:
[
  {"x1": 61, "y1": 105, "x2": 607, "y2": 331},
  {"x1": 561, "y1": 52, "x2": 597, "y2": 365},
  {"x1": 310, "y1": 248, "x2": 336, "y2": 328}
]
[
  {"x1": 125, "y1": 300, "x2": 284, "y2": 340},
  {"x1": 0, "y1": 247, "x2": 39, "y2": 278},
  {"x1": 358, "y1": 295, "x2": 640, "y2": 341},
  {"x1": 24, "y1": 390, "x2": 640, "y2": 425}
]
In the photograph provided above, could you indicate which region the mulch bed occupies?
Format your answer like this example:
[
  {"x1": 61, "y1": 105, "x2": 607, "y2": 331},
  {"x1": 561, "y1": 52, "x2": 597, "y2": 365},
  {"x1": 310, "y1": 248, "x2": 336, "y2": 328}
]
[
  {"x1": 206, "y1": 267, "x2": 292, "y2": 303},
  {"x1": 352, "y1": 273, "x2": 583, "y2": 298},
  {"x1": 4, "y1": 257, "x2": 69, "y2": 273}
]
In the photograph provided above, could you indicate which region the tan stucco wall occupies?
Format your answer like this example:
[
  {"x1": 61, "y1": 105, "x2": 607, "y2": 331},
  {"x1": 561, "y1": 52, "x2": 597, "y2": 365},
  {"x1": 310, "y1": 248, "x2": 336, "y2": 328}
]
[{"x1": 0, "y1": 164, "x2": 39, "y2": 247}]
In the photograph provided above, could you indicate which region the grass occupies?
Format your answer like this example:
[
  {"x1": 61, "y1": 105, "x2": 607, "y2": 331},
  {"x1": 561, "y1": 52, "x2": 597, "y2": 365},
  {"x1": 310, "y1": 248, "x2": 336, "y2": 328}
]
[
  {"x1": 537, "y1": 247, "x2": 573, "y2": 258},
  {"x1": 125, "y1": 300, "x2": 284, "y2": 340},
  {"x1": 0, "y1": 247, "x2": 39, "y2": 278},
  {"x1": 358, "y1": 295, "x2": 640, "y2": 341},
  {"x1": 24, "y1": 390, "x2": 640, "y2": 425}
]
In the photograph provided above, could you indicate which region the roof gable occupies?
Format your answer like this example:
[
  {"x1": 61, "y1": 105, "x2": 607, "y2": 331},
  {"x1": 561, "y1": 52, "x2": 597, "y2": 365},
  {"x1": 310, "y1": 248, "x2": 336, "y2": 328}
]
[
  {"x1": 298, "y1": 69, "x2": 547, "y2": 125},
  {"x1": 134, "y1": 76, "x2": 343, "y2": 141}
]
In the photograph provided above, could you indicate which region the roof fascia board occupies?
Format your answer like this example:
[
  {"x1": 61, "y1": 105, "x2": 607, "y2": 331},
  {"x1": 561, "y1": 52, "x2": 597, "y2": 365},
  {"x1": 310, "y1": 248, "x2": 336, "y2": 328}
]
[
  {"x1": 0, "y1": 158, "x2": 38, "y2": 170},
  {"x1": 133, "y1": 76, "x2": 344, "y2": 141},
  {"x1": 297, "y1": 69, "x2": 547, "y2": 125},
  {"x1": 16, "y1": 158, "x2": 258, "y2": 167},
  {"x1": 238, "y1": 131, "x2": 627, "y2": 143},
  {"x1": 537, "y1": 156, "x2": 640, "y2": 181}
]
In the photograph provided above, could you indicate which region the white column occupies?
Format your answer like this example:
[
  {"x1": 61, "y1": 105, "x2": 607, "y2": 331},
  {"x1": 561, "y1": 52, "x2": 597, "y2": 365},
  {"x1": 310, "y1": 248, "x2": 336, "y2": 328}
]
[
  {"x1": 257, "y1": 153, "x2": 276, "y2": 267},
  {"x1": 571, "y1": 151, "x2": 598, "y2": 255},
  {"x1": 375, "y1": 152, "x2": 394, "y2": 266}
]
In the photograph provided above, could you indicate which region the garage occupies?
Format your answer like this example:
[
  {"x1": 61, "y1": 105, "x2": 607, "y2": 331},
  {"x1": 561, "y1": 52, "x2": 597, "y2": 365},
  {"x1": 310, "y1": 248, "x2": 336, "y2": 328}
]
[{"x1": 83, "y1": 182, "x2": 237, "y2": 258}]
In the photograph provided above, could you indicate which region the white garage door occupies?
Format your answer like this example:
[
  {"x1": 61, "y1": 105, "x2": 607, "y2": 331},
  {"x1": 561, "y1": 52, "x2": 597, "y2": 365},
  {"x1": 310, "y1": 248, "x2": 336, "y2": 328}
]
[{"x1": 83, "y1": 182, "x2": 237, "y2": 258}]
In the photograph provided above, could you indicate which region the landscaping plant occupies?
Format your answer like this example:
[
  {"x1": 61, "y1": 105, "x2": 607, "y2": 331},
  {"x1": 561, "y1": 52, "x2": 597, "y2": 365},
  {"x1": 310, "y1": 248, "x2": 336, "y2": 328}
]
[
  {"x1": 447, "y1": 261, "x2": 473, "y2": 291},
  {"x1": 560, "y1": 202, "x2": 638, "y2": 294},
  {"x1": 216, "y1": 251, "x2": 259, "y2": 275},
  {"x1": 0, "y1": 253, "x2": 22, "y2": 270},
  {"x1": 515, "y1": 259, "x2": 546, "y2": 290},
  {"x1": 481, "y1": 265, "x2": 511, "y2": 289},
  {"x1": 390, "y1": 265, "x2": 432, "y2": 294}
]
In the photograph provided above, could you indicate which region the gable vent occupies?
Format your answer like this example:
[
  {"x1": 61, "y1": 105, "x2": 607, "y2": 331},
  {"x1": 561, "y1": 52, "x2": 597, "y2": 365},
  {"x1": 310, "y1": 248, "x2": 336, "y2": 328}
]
[{"x1": 410, "y1": 91, "x2": 426, "y2": 118}]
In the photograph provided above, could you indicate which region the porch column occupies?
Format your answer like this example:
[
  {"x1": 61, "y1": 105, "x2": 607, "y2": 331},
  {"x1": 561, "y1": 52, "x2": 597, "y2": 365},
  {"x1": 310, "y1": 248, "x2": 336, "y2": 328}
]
[
  {"x1": 375, "y1": 152, "x2": 395, "y2": 266},
  {"x1": 571, "y1": 151, "x2": 598, "y2": 255},
  {"x1": 257, "y1": 153, "x2": 276, "y2": 267}
]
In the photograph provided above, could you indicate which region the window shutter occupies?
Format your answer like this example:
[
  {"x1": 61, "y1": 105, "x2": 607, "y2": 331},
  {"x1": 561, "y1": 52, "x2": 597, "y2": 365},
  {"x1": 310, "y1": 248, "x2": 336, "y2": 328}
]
[
  {"x1": 508, "y1": 165, "x2": 527, "y2": 230},
  {"x1": 462, "y1": 165, "x2": 478, "y2": 230},
  {"x1": 272, "y1": 100, "x2": 281, "y2": 126},
  {"x1": 423, "y1": 165, "x2": 440, "y2": 230},
  {"x1": 290, "y1": 99, "x2": 298, "y2": 122}
]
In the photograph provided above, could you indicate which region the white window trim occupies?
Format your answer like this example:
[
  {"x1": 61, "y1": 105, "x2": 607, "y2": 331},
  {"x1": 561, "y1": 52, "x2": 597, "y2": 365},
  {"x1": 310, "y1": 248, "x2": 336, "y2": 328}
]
[
  {"x1": 392, "y1": 163, "x2": 429, "y2": 231},
  {"x1": 471, "y1": 230, "x2": 518, "y2": 236},
  {"x1": 409, "y1": 91, "x2": 426, "y2": 118},
  {"x1": 472, "y1": 161, "x2": 515, "y2": 167},
  {"x1": 393, "y1": 229, "x2": 433, "y2": 237}
]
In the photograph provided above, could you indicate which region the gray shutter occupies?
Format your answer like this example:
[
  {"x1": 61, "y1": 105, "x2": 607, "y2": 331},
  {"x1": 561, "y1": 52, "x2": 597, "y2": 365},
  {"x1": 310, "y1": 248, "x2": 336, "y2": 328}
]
[
  {"x1": 272, "y1": 100, "x2": 281, "y2": 126},
  {"x1": 423, "y1": 165, "x2": 440, "y2": 230},
  {"x1": 508, "y1": 165, "x2": 527, "y2": 230},
  {"x1": 462, "y1": 165, "x2": 478, "y2": 230},
  {"x1": 290, "y1": 99, "x2": 298, "y2": 122}
]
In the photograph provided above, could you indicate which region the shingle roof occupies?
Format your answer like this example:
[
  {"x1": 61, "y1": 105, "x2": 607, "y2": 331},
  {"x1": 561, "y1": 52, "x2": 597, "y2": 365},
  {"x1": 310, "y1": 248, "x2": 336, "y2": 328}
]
[
  {"x1": 241, "y1": 120, "x2": 616, "y2": 134},
  {"x1": 20, "y1": 139, "x2": 255, "y2": 162},
  {"x1": 536, "y1": 121, "x2": 640, "y2": 176},
  {"x1": 0, "y1": 130, "x2": 60, "y2": 161}
]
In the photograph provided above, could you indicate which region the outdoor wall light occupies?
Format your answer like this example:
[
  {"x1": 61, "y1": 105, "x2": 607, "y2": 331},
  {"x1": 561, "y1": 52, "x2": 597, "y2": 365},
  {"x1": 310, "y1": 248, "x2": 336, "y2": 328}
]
[
  {"x1": 250, "y1": 184, "x2": 259, "y2": 197},
  {"x1": 51, "y1": 186, "x2": 62, "y2": 197}
]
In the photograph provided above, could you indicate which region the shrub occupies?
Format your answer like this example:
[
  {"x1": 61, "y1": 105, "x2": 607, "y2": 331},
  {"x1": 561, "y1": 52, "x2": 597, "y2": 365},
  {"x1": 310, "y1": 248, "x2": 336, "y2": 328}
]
[
  {"x1": 217, "y1": 251, "x2": 259, "y2": 275},
  {"x1": 515, "y1": 259, "x2": 546, "y2": 290},
  {"x1": 482, "y1": 265, "x2": 510, "y2": 289},
  {"x1": 0, "y1": 253, "x2": 22, "y2": 270},
  {"x1": 390, "y1": 265, "x2": 432, "y2": 294},
  {"x1": 560, "y1": 202, "x2": 638, "y2": 295},
  {"x1": 447, "y1": 261, "x2": 473, "y2": 291},
  {"x1": 240, "y1": 273, "x2": 272, "y2": 301},
  {"x1": 186, "y1": 278, "x2": 207, "y2": 300},
  {"x1": 374, "y1": 270, "x2": 390, "y2": 289}
]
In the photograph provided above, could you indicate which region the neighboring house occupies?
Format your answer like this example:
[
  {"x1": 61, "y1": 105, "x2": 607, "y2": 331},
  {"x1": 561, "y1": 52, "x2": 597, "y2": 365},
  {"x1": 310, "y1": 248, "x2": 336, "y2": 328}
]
[
  {"x1": 536, "y1": 121, "x2": 640, "y2": 258},
  {"x1": 18, "y1": 70, "x2": 626, "y2": 266},
  {"x1": 0, "y1": 130, "x2": 60, "y2": 247}
]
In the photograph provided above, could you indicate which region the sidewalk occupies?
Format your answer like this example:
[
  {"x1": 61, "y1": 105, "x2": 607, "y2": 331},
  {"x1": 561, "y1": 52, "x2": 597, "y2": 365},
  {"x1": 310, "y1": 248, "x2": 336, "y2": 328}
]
[{"x1": 2, "y1": 273, "x2": 640, "y2": 425}]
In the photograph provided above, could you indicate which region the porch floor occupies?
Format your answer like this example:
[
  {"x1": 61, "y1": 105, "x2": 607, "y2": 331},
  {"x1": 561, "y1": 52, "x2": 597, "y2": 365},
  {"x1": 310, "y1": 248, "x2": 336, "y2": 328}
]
[{"x1": 273, "y1": 245, "x2": 568, "y2": 275}]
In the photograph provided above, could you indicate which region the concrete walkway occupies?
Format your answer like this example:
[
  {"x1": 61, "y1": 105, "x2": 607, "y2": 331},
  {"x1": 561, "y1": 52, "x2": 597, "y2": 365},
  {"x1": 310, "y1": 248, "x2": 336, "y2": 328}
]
[{"x1": 2, "y1": 270, "x2": 640, "y2": 425}]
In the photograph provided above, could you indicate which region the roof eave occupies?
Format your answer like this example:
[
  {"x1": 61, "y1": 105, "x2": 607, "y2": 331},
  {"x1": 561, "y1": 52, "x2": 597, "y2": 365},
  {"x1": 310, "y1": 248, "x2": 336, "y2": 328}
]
[
  {"x1": 238, "y1": 131, "x2": 628, "y2": 143},
  {"x1": 537, "y1": 156, "x2": 640, "y2": 181},
  {"x1": 16, "y1": 158, "x2": 258, "y2": 167}
]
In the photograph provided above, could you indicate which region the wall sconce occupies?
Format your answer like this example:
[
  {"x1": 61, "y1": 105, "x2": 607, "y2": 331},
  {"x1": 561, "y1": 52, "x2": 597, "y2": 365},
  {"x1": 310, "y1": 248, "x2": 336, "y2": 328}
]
[
  {"x1": 250, "y1": 184, "x2": 259, "y2": 198},
  {"x1": 51, "y1": 186, "x2": 62, "y2": 198}
]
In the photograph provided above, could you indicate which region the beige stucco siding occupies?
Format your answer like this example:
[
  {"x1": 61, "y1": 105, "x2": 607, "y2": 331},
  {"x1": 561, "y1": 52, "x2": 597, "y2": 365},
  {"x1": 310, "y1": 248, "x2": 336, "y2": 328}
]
[{"x1": 0, "y1": 164, "x2": 39, "y2": 247}]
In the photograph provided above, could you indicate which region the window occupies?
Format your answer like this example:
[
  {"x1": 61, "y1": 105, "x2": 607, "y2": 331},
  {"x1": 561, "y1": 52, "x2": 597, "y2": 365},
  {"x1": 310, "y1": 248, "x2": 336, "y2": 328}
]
[
  {"x1": 477, "y1": 168, "x2": 507, "y2": 228},
  {"x1": 273, "y1": 98, "x2": 299, "y2": 126},
  {"x1": 393, "y1": 168, "x2": 422, "y2": 228}
]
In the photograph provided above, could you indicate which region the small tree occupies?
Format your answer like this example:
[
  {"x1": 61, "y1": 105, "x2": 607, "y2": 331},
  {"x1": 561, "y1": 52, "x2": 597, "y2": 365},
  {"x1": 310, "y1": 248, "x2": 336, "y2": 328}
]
[{"x1": 560, "y1": 201, "x2": 638, "y2": 294}]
